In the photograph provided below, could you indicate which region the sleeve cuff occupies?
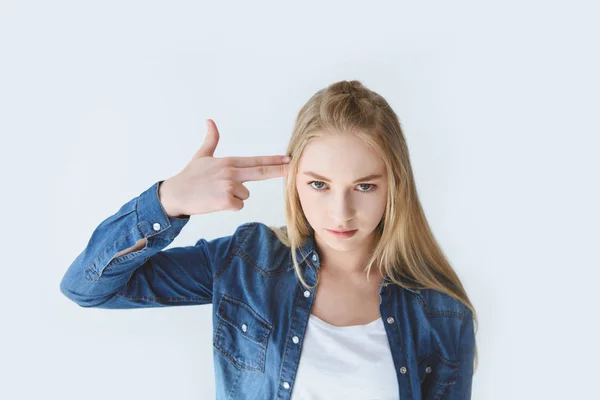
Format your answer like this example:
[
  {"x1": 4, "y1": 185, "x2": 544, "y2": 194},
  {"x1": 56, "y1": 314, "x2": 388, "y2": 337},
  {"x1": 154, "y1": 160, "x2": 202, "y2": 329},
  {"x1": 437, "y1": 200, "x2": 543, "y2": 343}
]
[{"x1": 135, "y1": 180, "x2": 190, "y2": 240}]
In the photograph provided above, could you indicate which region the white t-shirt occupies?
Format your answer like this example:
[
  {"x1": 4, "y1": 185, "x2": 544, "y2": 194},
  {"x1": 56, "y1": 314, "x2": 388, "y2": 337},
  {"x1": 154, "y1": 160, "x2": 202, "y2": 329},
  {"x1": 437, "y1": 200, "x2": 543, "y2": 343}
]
[{"x1": 290, "y1": 313, "x2": 399, "y2": 399}]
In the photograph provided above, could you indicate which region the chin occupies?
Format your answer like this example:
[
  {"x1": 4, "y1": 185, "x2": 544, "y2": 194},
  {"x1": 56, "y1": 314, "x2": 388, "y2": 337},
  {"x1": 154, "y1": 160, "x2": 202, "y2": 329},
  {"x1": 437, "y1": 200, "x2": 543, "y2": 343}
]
[{"x1": 323, "y1": 240, "x2": 357, "y2": 252}]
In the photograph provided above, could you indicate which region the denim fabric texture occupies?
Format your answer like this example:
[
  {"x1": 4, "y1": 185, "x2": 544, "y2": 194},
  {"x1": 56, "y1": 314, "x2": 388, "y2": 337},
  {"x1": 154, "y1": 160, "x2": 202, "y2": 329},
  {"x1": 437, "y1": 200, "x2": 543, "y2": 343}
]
[{"x1": 60, "y1": 180, "x2": 475, "y2": 400}]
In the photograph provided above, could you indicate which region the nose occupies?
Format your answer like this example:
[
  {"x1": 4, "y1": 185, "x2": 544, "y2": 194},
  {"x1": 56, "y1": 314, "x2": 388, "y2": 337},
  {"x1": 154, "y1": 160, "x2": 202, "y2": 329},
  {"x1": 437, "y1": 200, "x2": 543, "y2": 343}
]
[{"x1": 328, "y1": 191, "x2": 355, "y2": 223}]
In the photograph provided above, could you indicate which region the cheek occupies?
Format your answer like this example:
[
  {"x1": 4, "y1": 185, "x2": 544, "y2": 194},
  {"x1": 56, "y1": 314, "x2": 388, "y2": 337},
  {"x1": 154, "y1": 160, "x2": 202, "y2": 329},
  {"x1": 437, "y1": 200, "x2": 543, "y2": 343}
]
[
  {"x1": 363, "y1": 193, "x2": 387, "y2": 219},
  {"x1": 296, "y1": 185, "x2": 318, "y2": 215}
]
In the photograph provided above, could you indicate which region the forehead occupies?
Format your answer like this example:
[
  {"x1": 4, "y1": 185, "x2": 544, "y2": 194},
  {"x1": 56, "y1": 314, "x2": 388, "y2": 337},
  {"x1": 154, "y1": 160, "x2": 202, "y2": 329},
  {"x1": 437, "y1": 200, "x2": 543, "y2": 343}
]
[{"x1": 298, "y1": 134, "x2": 385, "y2": 175}]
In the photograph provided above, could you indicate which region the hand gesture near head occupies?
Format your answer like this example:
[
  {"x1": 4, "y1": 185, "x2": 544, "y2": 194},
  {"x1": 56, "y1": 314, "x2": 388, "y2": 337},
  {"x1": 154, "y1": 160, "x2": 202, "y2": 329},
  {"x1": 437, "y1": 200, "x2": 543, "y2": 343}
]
[{"x1": 159, "y1": 119, "x2": 291, "y2": 217}]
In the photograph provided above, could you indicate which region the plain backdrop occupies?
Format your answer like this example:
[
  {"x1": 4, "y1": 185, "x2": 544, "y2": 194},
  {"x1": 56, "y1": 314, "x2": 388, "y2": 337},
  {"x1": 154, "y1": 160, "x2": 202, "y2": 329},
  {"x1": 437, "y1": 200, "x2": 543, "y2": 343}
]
[{"x1": 1, "y1": 0, "x2": 598, "y2": 399}]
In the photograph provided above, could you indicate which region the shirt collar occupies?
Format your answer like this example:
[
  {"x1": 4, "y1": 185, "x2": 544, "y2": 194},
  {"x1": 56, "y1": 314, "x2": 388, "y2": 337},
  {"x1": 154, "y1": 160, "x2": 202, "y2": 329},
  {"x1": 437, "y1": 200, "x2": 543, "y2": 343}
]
[{"x1": 283, "y1": 225, "x2": 421, "y2": 293}]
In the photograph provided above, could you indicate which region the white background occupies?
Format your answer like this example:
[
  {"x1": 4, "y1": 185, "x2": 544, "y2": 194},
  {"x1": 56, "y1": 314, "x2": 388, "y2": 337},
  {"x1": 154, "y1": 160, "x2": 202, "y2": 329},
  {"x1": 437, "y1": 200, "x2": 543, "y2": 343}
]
[{"x1": 1, "y1": 0, "x2": 598, "y2": 399}]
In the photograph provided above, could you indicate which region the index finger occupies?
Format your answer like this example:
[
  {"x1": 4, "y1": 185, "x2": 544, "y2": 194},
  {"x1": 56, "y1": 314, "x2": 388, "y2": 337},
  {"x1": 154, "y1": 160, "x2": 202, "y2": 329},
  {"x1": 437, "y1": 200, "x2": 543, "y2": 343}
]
[
  {"x1": 234, "y1": 163, "x2": 291, "y2": 182},
  {"x1": 228, "y1": 155, "x2": 290, "y2": 168}
]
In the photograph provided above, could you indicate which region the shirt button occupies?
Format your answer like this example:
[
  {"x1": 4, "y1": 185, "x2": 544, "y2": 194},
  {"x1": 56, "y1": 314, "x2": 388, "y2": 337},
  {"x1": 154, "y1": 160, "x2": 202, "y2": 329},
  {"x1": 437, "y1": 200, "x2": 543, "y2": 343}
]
[
  {"x1": 241, "y1": 324, "x2": 247, "y2": 332},
  {"x1": 387, "y1": 317, "x2": 395, "y2": 324},
  {"x1": 303, "y1": 290, "x2": 311, "y2": 298},
  {"x1": 400, "y1": 366, "x2": 407, "y2": 374},
  {"x1": 153, "y1": 222, "x2": 161, "y2": 231},
  {"x1": 312, "y1": 254, "x2": 317, "y2": 262},
  {"x1": 292, "y1": 336, "x2": 299, "y2": 344},
  {"x1": 283, "y1": 382, "x2": 290, "y2": 389},
  {"x1": 425, "y1": 366, "x2": 432, "y2": 373}
]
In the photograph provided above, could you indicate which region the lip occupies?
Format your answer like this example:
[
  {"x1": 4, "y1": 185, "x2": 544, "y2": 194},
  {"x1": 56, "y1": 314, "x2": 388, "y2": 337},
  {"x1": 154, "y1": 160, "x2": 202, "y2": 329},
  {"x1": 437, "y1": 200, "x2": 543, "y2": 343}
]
[{"x1": 326, "y1": 229, "x2": 358, "y2": 238}]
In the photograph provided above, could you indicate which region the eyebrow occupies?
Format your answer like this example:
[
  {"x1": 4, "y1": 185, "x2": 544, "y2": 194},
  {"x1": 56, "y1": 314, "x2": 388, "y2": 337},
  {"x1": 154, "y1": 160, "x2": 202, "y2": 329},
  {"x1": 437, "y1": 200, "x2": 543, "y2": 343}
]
[{"x1": 302, "y1": 171, "x2": 384, "y2": 184}]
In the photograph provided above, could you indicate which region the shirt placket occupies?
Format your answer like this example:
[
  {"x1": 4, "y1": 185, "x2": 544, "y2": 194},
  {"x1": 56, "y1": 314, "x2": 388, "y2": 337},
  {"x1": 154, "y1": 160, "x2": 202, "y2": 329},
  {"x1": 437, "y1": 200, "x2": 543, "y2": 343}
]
[
  {"x1": 379, "y1": 283, "x2": 414, "y2": 399},
  {"x1": 276, "y1": 252, "x2": 319, "y2": 399}
]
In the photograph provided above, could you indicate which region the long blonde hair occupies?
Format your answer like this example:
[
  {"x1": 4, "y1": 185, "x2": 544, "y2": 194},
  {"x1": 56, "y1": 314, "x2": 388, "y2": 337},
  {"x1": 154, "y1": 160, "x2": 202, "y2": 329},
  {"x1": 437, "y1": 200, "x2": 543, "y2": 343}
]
[{"x1": 268, "y1": 79, "x2": 478, "y2": 371}]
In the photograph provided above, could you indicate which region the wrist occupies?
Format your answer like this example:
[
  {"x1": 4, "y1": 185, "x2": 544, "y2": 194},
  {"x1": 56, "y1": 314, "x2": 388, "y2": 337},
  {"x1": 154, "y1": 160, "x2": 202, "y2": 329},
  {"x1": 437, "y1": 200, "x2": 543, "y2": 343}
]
[{"x1": 158, "y1": 179, "x2": 186, "y2": 218}]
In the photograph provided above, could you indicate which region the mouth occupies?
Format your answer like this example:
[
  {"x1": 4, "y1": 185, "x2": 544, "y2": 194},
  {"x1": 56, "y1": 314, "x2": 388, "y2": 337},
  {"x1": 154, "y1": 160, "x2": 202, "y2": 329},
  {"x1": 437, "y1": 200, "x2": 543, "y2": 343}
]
[{"x1": 326, "y1": 229, "x2": 358, "y2": 238}]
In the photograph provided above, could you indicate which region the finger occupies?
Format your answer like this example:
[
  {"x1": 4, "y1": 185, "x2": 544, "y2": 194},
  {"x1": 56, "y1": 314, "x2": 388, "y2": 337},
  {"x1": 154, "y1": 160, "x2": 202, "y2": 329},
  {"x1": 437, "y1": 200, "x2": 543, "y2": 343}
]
[
  {"x1": 227, "y1": 155, "x2": 290, "y2": 168},
  {"x1": 230, "y1": 182, "x2": 250, "y2": 201},
  {"x1": 194, "y1": 119, "x2": 220, "y2": 159},
  {"x1": 226, "y1": 193, "x2": 244, "y2": 211},
  {"x1": 234, "y1": 163, "x2": 290, "y2": 182}
]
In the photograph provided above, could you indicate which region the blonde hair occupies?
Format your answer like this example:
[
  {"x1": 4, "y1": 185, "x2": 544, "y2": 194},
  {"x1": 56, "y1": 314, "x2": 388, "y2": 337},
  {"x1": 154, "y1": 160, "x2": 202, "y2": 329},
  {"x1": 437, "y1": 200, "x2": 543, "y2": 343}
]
[{"x1": 268, "y1": 79, "x2": 478, "y2": 371}]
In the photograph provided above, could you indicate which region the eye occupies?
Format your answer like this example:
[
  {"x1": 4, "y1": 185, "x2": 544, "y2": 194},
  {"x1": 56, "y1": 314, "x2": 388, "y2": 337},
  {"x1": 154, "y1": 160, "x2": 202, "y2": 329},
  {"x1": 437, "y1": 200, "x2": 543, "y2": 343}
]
[
  {"x1": 309, "y1": 181, "x2": 327, "y2": 190},
  {"x1": 308, "y1": 181, "x2": 376, "y2": 192},
  {"x1": 357, "y1": 183, "x2": 375, "y2": 192}
]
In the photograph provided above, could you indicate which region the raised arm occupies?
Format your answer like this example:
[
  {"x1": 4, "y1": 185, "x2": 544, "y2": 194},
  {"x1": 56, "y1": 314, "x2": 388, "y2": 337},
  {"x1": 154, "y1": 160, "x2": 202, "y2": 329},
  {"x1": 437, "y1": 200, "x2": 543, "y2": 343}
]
[
  {"x1": 60, "y1": 119, "x2": 290, "y2": 309},
  {"x1": 59, "y1": 180, "x2": 245, "y2": 309}
]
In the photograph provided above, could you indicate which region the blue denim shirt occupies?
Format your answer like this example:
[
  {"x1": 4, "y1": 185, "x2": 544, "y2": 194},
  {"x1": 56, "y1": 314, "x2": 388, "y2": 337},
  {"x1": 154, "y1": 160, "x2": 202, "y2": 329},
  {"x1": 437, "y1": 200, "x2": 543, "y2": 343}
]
[{"x1": 60, "y1": 181, "x2": 475, "y2": 399}]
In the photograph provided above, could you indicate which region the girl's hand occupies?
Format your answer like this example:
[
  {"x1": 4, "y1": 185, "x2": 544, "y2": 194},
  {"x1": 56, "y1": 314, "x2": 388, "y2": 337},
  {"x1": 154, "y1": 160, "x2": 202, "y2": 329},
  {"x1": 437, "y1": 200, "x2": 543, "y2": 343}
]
[{"x1": 159, "y1": 119, "x2": 291, "y2": 217}]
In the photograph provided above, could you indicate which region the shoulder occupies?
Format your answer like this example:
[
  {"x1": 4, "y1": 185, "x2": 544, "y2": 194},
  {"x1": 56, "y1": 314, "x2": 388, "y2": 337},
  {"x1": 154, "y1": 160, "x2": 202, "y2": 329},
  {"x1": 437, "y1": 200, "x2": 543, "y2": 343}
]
[
  {"x1": 401, "y1": 287, "x2": 473, "y2": 363},
  {"x1": 232, "y1": 221, "x2": 286, "y2": 246},
  {"x1": 197, "y1": 221, "x2": 281, "y2": 260},
  {"x1": 229, "y1": 221, "x2": 291, "y2": 275},
  {"x1": 404, "y1": 286, "x2": 470, "y2": 320}
]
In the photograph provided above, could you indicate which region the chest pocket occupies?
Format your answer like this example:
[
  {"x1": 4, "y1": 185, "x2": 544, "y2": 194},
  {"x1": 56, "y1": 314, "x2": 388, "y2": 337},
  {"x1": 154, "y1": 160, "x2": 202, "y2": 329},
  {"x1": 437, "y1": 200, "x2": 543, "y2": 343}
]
[
  {"x1": 213, "y1": 294, "x2": 272, "y2": 373},
  {"x1": 418, "y1": 351, "x2": 459, "y2": 400}
]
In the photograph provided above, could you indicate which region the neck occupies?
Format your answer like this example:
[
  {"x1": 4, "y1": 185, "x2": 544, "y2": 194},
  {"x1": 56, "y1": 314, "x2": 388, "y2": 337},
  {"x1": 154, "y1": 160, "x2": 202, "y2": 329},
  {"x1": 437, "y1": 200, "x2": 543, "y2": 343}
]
[{"x1": 313, "y1": 229, "x2": 382, "y2": 280}]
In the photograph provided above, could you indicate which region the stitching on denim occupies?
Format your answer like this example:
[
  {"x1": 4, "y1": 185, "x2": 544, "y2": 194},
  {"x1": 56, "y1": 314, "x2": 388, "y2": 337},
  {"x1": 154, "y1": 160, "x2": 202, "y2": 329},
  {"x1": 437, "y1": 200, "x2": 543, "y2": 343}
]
[
  {"x1": 86, "y1": 230, "x2": 134, "y2": 281},
  {"x1": 213, "y1": 223, "x2": 255, "y2": 280},
  {"x1": 151, "y1": 183, "x2": 173, "y2": 231},
  {"x1": 234, "y1": 251, "x2": 259, "y2": 273},
  {"x1": 433, "y1": 378, "x2": 456, "y2": 400},
  {"x1": 226, "y1": 365, "x2": 243, "y2": 398},
  {"x1": 221, "y1": 294, "x2": 272, "y2": 328},
  {"x1": 418, "y1": 350, "x2": 459, "y2": 368},
  {"x1": 235, "y1": 250, "x2": 287, "y2": 277},
  {"x1": 213, "y1": 252, "x2": 234, "y2": 280},
  {"x1": 114, "y1": 292, "x2": 210, "y2": 304},
  {"x1": 231, "y1": 223, "x2": 289, "y2": 277},
  {"x1": 436, "y1": 376, "x2": 458, "y2": 385},
  {"x1": 104, "y1": 231, "x2": 148, "y2": 271},
  {"x1": 213, "y1": 318, "x2": 265, "y2": 372},
  {"x1": 412, "y1": 292, "x2": 465, "y2": 319},
  {"x1": 286, "y1": 252, "x2": 295, "y2": 271},
  {"x1": 418, "y1": 352, "x2": 432, "y2": 385},
  {"x1": 437, "y1": 354, "x2": 459, "y2": 368},
  {"x1": 135, "y1": 189, "x2": 174, "y2": 241},
  {"x1": 217, "y1": 294, "x2": 272, "y2": 343},
  {"x1": 276, "y1": 283, "x2": 302, "y2": 399},
  {"x1": 106, "y1": 247, "x2": 143, "y2": 266},
  {"x1": 418, "y1": 351, "x2": 458, "y2": 396},
  {"x1": 214, "y1": 319, "x2": 253, "y2": 371},
  {"x1": 418, "y1": 352, "x2": 432, "y2": 364},
  {"x1": 84, "y1": 266, "x2": 100, "y2": 281},
  {"x1": 236, "y1": 222, "x2": 257, "y2": 249}
]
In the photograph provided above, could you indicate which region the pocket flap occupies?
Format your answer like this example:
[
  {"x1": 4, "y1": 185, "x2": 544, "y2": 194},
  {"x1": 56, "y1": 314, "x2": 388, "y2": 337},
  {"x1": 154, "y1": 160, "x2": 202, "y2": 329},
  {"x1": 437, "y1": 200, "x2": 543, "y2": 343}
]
[
  {"x1": 216, "y1": 294, "x2": 271, "y2": 345},
  {"x1": 418, "y1": 351, "x2": 459, "y2": 385}
]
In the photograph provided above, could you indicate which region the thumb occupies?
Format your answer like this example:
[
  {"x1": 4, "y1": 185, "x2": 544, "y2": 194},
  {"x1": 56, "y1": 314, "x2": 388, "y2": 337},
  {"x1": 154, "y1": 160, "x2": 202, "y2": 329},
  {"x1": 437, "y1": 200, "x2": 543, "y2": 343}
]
[{"x1": 193, "y1": 119, "x2": 220, "y2": 159}]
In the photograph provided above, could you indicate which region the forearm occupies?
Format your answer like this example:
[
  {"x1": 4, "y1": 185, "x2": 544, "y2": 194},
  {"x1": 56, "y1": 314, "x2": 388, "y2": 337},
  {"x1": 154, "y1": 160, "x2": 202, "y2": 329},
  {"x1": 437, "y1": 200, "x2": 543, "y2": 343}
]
[{"x1": 59, "y1": 181, "x2": 190, "y2": 307}]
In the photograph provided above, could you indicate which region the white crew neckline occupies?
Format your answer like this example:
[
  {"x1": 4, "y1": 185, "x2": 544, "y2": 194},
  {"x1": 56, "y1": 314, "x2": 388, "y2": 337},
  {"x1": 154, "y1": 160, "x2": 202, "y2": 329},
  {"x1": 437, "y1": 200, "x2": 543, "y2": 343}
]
[{"x1": 309, "y1": 313, "x2": 382, "y2": 332}]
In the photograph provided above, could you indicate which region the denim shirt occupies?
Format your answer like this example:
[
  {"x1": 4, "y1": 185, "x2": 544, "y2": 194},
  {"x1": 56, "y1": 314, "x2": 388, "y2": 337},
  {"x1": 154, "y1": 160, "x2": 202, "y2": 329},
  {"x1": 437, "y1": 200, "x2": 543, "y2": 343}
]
[{"x1": 60, "y1": 181, "x2": 475, "y2": 400}]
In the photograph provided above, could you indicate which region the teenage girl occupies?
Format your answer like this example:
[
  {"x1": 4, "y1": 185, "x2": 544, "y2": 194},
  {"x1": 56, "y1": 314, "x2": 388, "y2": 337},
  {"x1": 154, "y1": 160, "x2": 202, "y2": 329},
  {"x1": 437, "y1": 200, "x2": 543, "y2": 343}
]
[{"x1": 60, "y1": 80, "x2": 477, "y2": 399}]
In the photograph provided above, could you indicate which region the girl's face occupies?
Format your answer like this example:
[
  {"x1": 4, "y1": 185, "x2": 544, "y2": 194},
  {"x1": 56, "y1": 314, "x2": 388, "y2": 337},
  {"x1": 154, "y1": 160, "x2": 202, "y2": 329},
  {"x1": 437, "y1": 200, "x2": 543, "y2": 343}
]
[{"x1": 295, "y1": 134, "x2": 388, "y2": 254}]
